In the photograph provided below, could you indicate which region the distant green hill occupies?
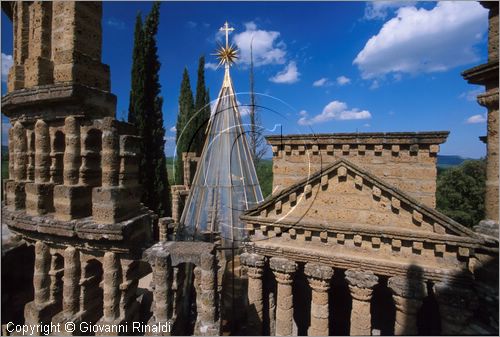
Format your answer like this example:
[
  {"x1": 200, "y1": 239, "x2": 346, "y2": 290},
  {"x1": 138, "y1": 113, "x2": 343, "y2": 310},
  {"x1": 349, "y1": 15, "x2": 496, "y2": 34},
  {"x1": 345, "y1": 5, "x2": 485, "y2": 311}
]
[{"x1": 437, "y1": 155, "x2": 471, "y2": 168}]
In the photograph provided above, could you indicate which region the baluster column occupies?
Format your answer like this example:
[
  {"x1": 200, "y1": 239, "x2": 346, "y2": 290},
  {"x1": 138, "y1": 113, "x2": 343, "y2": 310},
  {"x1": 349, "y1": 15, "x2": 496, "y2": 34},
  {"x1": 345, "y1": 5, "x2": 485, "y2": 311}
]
[
  {"x1": 270, "y1": 257, "x2": 297, "y2": 336},
  {"x1": 241, "y1": 253, "x2": 265, "y2": 335},
  {"x1": 345, "y1": 269, "x2": 378, "y2": 336},
  {"x1": 304, "y1": 263, "x2": 334, "y2": 336}
]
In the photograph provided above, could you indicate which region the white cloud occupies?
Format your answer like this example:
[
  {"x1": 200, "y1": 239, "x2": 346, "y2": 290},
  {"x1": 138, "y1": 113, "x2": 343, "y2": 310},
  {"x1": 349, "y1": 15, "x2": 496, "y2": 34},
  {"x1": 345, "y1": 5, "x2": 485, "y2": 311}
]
[
  {"x1": 336, "y1": 75, "x2": 351, "y2": 86},
  {"x1": 370, "y1": 80, "x2": 380, "y2": 90},
  {"x1": 460, "y1": 88, "x2": 483, "y2": 101},
  {"x1": 313, "y1": 78, "x2": 331, "y2": 87},
  {"x1": 354, "y1": 2, "x2": 488, "y2": 79},
  {"x1": 269, "y1": 61, "x2": 300, "y2": 84},
  {"x1": 232, "y1": 22, "x2": 287, "y2": 66},
  {"x1": 169, "y1": 126, "x2": 177, "y2": 133},
  {"x1": 186, "y1": 21, "x2": 197, "y2": 28},
  {"x1": 363, "y1": 123, "x2": 371, "y2": 128},
  {"x1": 298, "y1": 100, "x2": 371, "y2": 125},
  {"x1": 237, "y1": 100, "x2": 251, "y2": 116},
  {"x1": 364, "y1": 1, "x2": 417, "y2": 20},
  {"x1": 205, "y1": 62, "x2": 219, "y2": 71},
  {"x1": 465, "y1": 114, "x2": 487, "y2": 124},
  {"x1": 2, "y1": 53, "x2": 13, "y2": 83},
  {"x1": 106, "y1": 18, "x2": 125, "y2": 30}
]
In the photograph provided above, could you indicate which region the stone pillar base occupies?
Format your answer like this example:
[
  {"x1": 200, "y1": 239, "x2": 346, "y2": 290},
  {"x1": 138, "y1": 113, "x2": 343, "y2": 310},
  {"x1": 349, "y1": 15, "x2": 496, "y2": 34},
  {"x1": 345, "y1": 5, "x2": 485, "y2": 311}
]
[
  {"x1": 25, "y1": 182, "x2": 54, "y2": 216},
  {"x1": 24, "y1": 300, "x2": 60, "y2": 325},
  {"x1": 92, "y1": 186, "x2": 140, "y2": 224},
  {"x1": 52, "y1": 312, "x2": 84, "y2": 336},
  {"x1": 94, "y1": 300, "x2": 140, "y2": 336},
  {"x1": 54, "y1": 185, "x2": 92, "y2": 221},
  {"x1": 5, "y1": 181, "x2": 26, "y2": 210}
]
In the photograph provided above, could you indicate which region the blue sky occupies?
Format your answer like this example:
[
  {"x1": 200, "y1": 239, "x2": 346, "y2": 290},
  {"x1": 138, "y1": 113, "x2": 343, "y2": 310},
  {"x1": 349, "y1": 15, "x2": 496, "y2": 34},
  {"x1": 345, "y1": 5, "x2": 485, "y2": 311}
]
[{"x1": 1, "y1": 1, "x2": 490, "y2": 158}]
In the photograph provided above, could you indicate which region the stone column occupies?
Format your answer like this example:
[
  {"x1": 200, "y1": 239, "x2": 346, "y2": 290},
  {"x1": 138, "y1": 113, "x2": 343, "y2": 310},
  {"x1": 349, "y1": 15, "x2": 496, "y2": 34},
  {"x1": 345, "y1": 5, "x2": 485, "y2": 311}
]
[
  {"x1": 63, "y1": 247, "x2": 81, "y2": 317},
  {"x1": 48, "y1": 253, "x2": 64, "y2": 309},
  {"x1": 433, "y1": 282, "x2": 477, "y2": 335},
  {"x1": 270, "y1": 257, "x2": 297, "y2": 336},
  {"x1": 241, "y1": 253, "x2": 265, "y2": 335},
  {"x1": 8, "y1": 127, "x2": 15, "y2": 179},
  {"x1": 196, "y1": 253, "x2": 218, "y2": 335},
  {"x1": 34, "y1": 119, "x2": 50, "y2": 183},
  {"x1": 345, "y1": 269, "x2": 378, "y2": 336},
  {"x1": 63, "y1": 117, "x2": 81, "y2": 185},
  {"x1": 478, "y1": 91, "x2": 499, "y2": 223},
  {"x1": 25, "y1": 119, "x2": 53, "y2": 215},
  {"x1": 119, "y1": 260, "x2": 140, "y2": 322},
  {"x1": 103, "y1": 253, "x2": 121, "y2": 322},
  {"x1": 304, "y1": 263, "x2": 334, "y2": 336},
  {"x1": 387, "y1": 276, "x2": 427, "y2": 335},
  {"x1": 152, "y1": 254, "x2": 172, "y2": 323},
  {"x1": 24, "y1": 241, "x2": 52, "y2": 324}
]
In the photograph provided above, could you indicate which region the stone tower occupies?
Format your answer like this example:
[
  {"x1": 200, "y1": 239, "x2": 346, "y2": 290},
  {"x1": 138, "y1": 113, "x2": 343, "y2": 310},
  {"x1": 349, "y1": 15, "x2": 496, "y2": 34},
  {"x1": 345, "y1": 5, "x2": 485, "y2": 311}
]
[
  {"x1": 2, "y1": 1, "x2": 153, "y2": 333},
  {"x1": 462, "y1": 1, "x2": 499, "y2": 224}
]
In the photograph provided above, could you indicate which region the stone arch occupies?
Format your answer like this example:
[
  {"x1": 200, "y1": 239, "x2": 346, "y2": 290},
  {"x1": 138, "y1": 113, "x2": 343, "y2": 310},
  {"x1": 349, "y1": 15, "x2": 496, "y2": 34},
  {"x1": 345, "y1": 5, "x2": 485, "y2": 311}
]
[
  {"x1": 370, "y1": 275, "x2": 396, "y2": 335},
  {"x1": 80, "y1": 258, "x2": 104, "y2": 324},
  {"x1": 81, "y1": 128, "x2": 102, "y2": 186},
  {"x1": 51, "y1": 130, "x2": 65, "y2": 184}
]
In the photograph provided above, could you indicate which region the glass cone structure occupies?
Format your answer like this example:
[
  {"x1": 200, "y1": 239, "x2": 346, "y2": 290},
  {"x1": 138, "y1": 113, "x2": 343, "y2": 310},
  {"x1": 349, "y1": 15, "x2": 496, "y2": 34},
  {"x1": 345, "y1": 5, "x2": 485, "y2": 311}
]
[{"x1": 179, "y1": 65, "x2": 264, "y2": 248}]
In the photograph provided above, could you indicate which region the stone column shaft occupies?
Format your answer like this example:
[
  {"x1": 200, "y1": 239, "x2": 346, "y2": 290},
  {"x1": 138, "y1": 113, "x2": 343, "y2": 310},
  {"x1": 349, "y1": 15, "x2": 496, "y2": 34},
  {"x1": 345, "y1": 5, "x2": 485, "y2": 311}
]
[
  {"x1": 63, "y1": 247, "x2": 81, "y2": 317},
  {"x1": 305, "y1": 263, "x2": 334, "y2": 336},
  {"x1": 345, "y1": 269, "x2": 378, "y2": 336},
  {"x1": 63, "y1": 117, "x2": 81, "y2": 185},
  {"x1": 241, "y1": 253, "x2": 265, "y2": 335},
  {"x1": 34, "y1": 119, "x2": 50, "y2": 183},
  {"x1": 153, "y1": 255, "x2": 171, "y2": 321},
  {"x1": 34, "y1": 241, "x2": 51, "y2": 305},
  {"x1": 103, "y1": 252, "x2": 121, "y2": 322},
  {"x1": 270, "y1": 257, "x2": 297, "y2": 336}
]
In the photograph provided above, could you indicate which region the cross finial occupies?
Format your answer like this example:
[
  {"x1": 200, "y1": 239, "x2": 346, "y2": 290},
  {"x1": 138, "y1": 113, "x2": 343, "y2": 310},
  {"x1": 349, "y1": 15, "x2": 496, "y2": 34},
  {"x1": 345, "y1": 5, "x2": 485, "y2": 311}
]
[{"x1": 220, "y1": 21, "x2": 234, "y2": 49}]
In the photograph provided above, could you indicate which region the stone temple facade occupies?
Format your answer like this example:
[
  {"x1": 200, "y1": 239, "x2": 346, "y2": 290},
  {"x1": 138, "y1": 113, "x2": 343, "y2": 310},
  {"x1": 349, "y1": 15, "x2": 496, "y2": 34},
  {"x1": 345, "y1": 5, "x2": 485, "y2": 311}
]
[{"x1": 1, "y1": 1, "x2": 499, "y2": 337}]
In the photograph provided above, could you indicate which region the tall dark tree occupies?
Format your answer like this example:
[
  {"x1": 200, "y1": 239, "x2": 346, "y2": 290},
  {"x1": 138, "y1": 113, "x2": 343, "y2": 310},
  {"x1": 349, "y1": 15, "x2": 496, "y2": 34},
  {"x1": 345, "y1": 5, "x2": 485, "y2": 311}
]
[
  {"x1": 248, "y1": 41, "x2": 267, "y2": 165},
  {"x1": 128, "y1": 14, "x2": 145, "y2": 125},
  {"x1": 128, "y1": 2, "x2": 171, "y2": 216},
  {"x1": 175, "y1": 68, "x2": 194, "y2": 184},
  {"x1": 193, "y1": 56, "x2": 211, "y2": 155}
]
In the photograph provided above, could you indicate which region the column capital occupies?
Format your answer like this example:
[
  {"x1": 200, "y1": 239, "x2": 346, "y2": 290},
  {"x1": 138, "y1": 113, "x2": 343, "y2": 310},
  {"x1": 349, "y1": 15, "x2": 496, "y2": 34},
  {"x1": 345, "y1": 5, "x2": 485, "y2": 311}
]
[
  {"x1": 387, "y1": 275, "x2": 427, "y2": 299},
  {"x1": 345, "y1": 269, "x2": 378, "y2": 289},
  {"x1": 240, "y1": 252, "x2": 265, "y2": 268},
  {"x1": 269, "y1": 257, "x2": 296, "y2": 274},
  {"x1": 270, "y1": 257, "x2": 296, "y2": 285},
  {"x1": 305, "y1": 263, "x2": 333, "y2": 292}
]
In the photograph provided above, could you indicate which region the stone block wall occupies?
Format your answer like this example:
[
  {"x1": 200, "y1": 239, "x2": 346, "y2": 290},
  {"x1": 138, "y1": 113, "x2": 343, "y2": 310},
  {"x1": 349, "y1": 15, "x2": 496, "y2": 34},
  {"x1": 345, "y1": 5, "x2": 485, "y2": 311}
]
[{"x1": 266, "y1": 132, "x2": 449, "y2": 208}]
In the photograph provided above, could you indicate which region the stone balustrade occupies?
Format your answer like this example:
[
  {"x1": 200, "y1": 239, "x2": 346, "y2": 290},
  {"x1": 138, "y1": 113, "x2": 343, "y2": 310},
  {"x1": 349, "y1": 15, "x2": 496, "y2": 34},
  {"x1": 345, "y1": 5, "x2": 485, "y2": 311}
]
[{"x1": 240, "y1": 252, "x2": 479, "y2": 336}]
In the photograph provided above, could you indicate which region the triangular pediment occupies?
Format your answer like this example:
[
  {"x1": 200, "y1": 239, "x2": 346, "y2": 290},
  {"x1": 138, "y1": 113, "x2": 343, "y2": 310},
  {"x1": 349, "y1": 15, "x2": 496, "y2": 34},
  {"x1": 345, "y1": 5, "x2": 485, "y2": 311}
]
[{"x1": 242, "y1": 159, "x2": 482, "y2": 241}]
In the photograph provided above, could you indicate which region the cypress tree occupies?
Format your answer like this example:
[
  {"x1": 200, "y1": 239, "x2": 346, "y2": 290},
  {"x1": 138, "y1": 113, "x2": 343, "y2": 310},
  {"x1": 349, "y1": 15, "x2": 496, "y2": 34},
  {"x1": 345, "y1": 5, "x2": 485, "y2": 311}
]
[
  {"x1": 193, "y1": 56, "x2": 211, "y2": 155},
  {"x1": 128, "y1": 2, "x2": 171, "y2": 216},
  {"x1": 128, "y1": 14, "x2": 144, "y2": 125},
  {"x1": 175, "y1": 68, "x2": 194, "y2": 185}
]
